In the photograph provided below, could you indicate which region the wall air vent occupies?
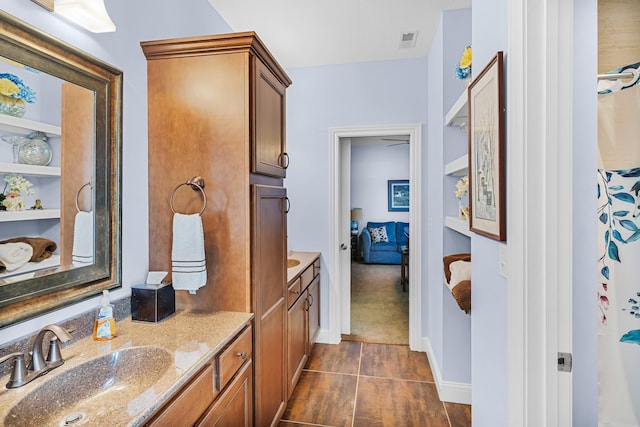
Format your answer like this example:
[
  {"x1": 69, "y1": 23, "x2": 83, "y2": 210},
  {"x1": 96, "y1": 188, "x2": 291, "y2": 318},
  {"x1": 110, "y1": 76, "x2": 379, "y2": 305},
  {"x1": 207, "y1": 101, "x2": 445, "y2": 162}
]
[{"x1": 399, "y1": 31, "x2": 418, "y2": 49}]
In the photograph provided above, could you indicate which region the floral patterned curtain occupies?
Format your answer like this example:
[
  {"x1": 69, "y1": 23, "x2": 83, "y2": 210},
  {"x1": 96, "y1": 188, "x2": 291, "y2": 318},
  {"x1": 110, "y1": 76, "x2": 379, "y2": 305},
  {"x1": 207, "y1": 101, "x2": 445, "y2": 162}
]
[{"x1": 597, "y1": 61, "x2": 640, "y2": 426}]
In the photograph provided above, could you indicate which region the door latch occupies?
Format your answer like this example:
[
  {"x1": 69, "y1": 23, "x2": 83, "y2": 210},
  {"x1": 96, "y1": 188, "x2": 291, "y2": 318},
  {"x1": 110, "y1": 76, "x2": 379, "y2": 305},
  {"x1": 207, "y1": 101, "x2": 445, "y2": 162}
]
[{"x1": 557, "y1": 352, "x2": 572, "y2": 372}]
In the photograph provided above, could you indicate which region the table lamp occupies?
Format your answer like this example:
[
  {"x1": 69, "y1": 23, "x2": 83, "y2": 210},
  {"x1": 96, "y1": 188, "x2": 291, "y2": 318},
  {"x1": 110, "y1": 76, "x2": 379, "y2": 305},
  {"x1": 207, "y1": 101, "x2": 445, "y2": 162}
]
[{"x1": 350, "y1": 208, "x2": 363, "y2": 233}]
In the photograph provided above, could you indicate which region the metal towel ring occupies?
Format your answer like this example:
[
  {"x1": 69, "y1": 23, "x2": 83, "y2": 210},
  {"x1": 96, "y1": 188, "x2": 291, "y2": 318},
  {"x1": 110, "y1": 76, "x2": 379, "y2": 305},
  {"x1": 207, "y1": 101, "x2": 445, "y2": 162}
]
[
  {"x1": 75, "y1": 181, "x2": 93, "y2": 213},
  {"x1": 170, "y1": 176, "x2": 207, "y2": 216}
]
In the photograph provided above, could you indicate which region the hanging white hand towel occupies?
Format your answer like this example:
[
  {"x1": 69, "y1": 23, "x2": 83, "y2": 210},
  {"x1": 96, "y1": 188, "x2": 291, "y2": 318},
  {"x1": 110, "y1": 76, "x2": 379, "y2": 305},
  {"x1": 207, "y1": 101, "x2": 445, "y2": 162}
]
[
  {"x1": 172, "y1": 213, "x2": 206, "y2": 294},
  {"x1": 0, "y1": 242, "x2": 33, "y2": 271},
  {"x1": 72, "y1": 211, "x2": 94, "y2": 267}
]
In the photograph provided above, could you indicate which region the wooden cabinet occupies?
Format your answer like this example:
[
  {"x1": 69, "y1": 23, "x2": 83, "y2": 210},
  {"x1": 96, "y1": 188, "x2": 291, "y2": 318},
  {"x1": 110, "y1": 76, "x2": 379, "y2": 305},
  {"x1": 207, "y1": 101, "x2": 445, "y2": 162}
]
[
  {"x1": 308, "y1": 274, "x2": 320, "y2": 351},
  {"x1": 145, "y1": 325, "x2": 253, "y2": 427},
  {"x1": 287, "y1": 285, "x2": 308, "y2": 396},
  {"x1": 253, "y1": 60, "x2": 288, "y2": 178},
  {"x1": 142, "y1": 31, "x2": 291, "y2": 427},
  {"x1": 286, "y1": 257, "x2": 321, "y2": 396},
  {"x1": 199, "y1": 361, "x2": 253, "y2": 427}
]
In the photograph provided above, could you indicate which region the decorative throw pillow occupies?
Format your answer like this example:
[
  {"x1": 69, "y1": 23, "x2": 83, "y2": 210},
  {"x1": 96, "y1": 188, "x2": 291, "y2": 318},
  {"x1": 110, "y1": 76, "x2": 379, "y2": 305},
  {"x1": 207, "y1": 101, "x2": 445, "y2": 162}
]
[
  {"x1": 369, "y1": 226, "x2": 389, "y2": 243},
  {"x1": 448, "y1": 260, "x2": 471, "y2": 289}
]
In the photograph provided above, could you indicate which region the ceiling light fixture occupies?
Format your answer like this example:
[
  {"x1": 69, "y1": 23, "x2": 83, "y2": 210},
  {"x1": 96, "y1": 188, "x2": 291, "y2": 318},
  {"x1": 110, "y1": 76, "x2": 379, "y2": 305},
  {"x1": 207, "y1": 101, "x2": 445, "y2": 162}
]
[{"x1": 31, "y1": 0, "x2": 116, "y2": 33}]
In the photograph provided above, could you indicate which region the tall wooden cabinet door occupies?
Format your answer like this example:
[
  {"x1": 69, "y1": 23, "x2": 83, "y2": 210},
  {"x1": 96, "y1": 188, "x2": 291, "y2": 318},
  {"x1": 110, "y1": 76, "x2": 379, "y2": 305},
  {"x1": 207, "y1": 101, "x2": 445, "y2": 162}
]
[
  {"x1": 252, "y1": 184, "x2": 287, "y2": 427},
  {"x1": 253, "y1": 59, "x2": 287, "y2": 178},
  {"x1": 308, "y1": 275, "x2": 321, "y2": 353},
  {"x1": 287, "y1": 294, "x2": 308, "y2": 397}
]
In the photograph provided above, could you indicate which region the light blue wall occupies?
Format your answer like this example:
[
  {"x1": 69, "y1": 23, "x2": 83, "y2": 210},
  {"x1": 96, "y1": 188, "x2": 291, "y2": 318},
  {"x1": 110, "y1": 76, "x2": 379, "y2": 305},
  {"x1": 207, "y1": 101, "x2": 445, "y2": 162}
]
[
  {"x1": 470, "y1": 0, "x2": 508, "y2": 425},
  {"x1": 285, "y1": 58, "x2": 428, "y2": 326},
  {"x1": 426, "y1": 13, "x2": 445, "y2": 369},
  {"x1": 426, "y1": 8, "x2": 472, "y2": 386},
  {"x1": 573, "y1": 0, "x2": 598, "y2": 424},
  {"x1": 0, "y1": 0, "x2": 232, "y2": 344}
]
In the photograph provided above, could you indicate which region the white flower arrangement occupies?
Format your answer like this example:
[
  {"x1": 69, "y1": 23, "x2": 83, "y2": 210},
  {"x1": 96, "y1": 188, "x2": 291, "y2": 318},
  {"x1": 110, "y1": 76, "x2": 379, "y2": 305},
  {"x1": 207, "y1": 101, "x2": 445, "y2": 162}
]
[
  {"x1": 455, "y1": 176, "x2": 468, "y2": 200},
  {"x1": 4, "y1": 173, "x2": 34, "y2": 195}
]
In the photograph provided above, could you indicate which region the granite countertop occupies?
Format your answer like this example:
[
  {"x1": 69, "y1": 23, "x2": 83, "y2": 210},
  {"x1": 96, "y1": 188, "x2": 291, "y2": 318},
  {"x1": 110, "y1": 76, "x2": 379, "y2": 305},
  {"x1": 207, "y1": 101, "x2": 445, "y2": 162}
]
[
  {"x1": 287, "y1": 251, "x2": 320, "y2": 284},
  {"x1": 0, "y1": 310, "x2": 253, "y2": 426}
]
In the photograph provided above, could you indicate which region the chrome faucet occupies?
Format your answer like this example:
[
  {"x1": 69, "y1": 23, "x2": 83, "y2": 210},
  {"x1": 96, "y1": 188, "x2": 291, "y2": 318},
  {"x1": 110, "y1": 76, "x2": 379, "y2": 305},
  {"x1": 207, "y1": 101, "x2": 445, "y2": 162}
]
[{"x1": 0, "y1": 324, "x2": 72, "y2": 389}]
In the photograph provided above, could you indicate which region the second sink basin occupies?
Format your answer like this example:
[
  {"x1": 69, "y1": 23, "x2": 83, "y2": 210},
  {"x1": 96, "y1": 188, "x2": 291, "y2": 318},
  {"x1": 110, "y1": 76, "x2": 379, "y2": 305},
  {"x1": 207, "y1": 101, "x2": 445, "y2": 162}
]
[
  {"x1": 287, "y1": 258, "x2": 301, "y2": 268},
  {"x1": 4, "y1": 345, "x2": 172, "y2": 427}
]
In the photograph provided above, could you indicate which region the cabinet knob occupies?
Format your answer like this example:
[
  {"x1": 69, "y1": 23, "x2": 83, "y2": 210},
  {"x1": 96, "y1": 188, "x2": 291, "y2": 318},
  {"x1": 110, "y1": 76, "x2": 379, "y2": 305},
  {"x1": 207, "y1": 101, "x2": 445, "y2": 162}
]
[
  {"x1": 236, "y1": 351, "x2": 246, "y2": 359},
  {"x1": 280, "y1": 152, "x2": 290, "y2": 169}
]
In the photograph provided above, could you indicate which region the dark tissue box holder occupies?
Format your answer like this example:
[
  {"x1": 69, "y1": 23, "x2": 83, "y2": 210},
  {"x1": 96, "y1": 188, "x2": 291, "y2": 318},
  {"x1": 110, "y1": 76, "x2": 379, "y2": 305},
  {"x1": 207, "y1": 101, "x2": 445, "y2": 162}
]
[{"x1": 131, "y1": 282, "x2": 175, "y2": 323}]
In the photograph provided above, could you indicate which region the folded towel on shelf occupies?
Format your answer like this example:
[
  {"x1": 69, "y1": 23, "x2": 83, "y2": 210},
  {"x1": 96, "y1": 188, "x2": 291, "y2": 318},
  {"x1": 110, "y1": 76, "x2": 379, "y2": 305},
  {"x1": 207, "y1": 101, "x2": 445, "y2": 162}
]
[
  {"x1": 443, "y1": 253, "x2": 472, "y2": 315},
  {"x1": 0, "y1": 242, "x2": 34, "y2": 273},
  {"x1": 450, "y1": 279, "x2": 472, "y2": 314},
  {"x1": 171, "y1": 213, "x2": 206, "y2": 294},
  {"x1": 0, "y1": 237, "x2": 57, "y2": 262},
  {"x1": 72, "y1": 211, "x2": 94, "y2": 267},
  {"x1": 443, "y1": 253, "x2": 471, "y2": 285}
]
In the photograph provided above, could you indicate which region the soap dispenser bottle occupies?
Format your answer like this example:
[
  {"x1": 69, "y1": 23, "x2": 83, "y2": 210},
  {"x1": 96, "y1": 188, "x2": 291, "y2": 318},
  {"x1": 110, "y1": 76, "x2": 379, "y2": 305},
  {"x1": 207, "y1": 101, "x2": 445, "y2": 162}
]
[{"x1": 93, "y1": 290, "x2": 116, "y2": 340}]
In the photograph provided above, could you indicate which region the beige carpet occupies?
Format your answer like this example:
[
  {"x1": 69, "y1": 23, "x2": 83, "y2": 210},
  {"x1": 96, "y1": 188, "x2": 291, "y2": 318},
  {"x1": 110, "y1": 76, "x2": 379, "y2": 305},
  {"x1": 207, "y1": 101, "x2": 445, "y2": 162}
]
[{"x1": 342, "y1": 262, "x2": 409, "y2": 345}]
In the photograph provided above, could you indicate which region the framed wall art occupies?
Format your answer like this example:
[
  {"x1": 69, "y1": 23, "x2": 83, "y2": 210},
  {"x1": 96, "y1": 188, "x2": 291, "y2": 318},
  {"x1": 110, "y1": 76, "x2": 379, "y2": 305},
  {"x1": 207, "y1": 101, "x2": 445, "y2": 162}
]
[
  {"x1": 388, "y1": 180, "x2": 409, "y2": 212},
  {"x1": 468, "y1": 51, "x2": 506, "y2": 241}
]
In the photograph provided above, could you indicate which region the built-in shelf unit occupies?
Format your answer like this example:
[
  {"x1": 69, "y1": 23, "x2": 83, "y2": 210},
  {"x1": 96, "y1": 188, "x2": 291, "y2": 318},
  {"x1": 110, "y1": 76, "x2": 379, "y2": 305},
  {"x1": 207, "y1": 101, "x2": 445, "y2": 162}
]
[
  {"x1": 444, "y1": 89, "x2": 468, "y2": 127},
  {"x1": 0, "y1": 116, "x2": 61, "y2": 222},
  {"x1": 444, "y1": 89, "x2": 471, "y2": 237}
]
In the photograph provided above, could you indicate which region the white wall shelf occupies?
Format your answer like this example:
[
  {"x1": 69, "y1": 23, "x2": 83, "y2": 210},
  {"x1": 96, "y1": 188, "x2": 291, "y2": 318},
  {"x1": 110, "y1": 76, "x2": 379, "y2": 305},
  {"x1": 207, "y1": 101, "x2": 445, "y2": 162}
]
[
  {"x1": 0, "y1": 255, "x2": 60, "y2": 284},
  {"x1": 445, "y1": 154, "x2": 468, "y2": 176},
  {"x1": 0, "y1": 115, "x2": 61, "y2": 137},
  {"x1": 445, "y1": 216, "x2": 471, "y2": 237},
  {"x1": 0, "y1": 209, "x2": 60, "y2": 222},
  {"x1": 0, "y1": 162, "x2": 61, "y2": 177},
  {"x1": 444, "y1": 89, "x2": 469, "y2": 128}
]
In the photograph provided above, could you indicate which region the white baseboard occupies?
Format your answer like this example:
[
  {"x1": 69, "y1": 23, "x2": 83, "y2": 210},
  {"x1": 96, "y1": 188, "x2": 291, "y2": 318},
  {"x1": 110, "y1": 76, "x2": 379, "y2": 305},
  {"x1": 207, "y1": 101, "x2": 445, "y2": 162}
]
[
  {"x1": 423, "y1": 337, "x2": 472, "y2": 405},
  {"x1": 315, "y1": 328, "x2": 338, "y2": 344}
]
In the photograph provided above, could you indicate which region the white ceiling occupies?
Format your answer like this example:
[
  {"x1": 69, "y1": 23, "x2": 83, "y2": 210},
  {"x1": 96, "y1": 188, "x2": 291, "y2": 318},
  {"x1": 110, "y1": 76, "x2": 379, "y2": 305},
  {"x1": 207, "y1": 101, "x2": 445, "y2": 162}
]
[{"x1": 207, "y1": 0, "x2": 471, "y2": 69}]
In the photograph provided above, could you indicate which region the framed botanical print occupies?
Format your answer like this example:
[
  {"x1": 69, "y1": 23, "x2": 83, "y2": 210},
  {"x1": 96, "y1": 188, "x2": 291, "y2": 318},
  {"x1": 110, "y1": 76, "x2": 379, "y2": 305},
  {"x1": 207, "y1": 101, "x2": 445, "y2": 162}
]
[{"x1": 468, "y1": 51, "x2": 506, "y2": 241}]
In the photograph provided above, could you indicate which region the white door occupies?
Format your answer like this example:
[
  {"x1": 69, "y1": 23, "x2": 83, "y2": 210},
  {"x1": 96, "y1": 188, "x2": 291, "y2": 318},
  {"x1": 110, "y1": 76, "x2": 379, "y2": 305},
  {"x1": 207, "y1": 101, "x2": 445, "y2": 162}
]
[{"x1": 339, "y1": 138, "x2": 351, "y2": 334}]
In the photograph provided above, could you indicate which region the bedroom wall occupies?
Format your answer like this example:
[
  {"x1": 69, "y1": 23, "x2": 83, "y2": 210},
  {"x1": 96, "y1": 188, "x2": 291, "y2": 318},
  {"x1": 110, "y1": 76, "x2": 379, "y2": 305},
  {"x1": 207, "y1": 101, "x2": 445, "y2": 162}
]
[
  {"x1": 0, "y1": 0, "x2": 231, "y2": 344},
  {"x1": 350, "y1": 140, "x2": 410, "y2": 233}
]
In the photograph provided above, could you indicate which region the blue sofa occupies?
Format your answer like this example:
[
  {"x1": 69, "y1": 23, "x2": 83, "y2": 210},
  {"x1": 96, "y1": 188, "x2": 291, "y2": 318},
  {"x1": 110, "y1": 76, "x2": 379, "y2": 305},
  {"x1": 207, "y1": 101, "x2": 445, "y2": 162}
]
[{"x1": 360, "y1": 221, "x2": 409, "y2": 264}]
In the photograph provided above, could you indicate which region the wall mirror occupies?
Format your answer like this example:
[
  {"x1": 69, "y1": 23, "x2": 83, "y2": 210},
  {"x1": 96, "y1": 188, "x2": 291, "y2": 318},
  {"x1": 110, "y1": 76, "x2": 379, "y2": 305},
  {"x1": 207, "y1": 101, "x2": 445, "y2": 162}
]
[{"x1": 0, "y1": 11, "x2": 122, "y2": 328}]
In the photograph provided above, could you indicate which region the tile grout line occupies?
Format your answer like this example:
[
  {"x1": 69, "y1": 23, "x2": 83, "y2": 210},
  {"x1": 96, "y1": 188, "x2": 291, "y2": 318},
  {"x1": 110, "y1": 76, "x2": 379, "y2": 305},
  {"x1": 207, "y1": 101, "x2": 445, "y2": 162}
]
[
  {"x1": 351, "y1": 342, "x2": 363, "y2": 427},
  {"x1": 443, "y1": 401, "x2": 453, "y2": 427}
]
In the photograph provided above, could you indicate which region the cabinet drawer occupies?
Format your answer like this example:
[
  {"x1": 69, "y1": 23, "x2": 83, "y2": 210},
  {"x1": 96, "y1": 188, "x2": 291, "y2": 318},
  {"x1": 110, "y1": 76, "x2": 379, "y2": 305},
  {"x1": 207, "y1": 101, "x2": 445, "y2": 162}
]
[
  {"x1": 300, "y1": 264, "x2": 314, "y2": 291},
  {"x1": 287, "y1": 277, "x2": 301, "y2": 307},
  {"x1": 217, "y1": 325, "x2": 252, "y2": 391},
  {"x1": 148, "y1": 363, "x2": 216, "y2": 426}
]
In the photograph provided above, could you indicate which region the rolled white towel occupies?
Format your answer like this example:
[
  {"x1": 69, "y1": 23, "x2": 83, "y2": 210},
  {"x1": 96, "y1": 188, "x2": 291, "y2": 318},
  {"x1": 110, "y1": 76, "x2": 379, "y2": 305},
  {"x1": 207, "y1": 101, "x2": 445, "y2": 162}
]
[{"x1": 0, "y1": 242, "x2": 33, "y2": 271}]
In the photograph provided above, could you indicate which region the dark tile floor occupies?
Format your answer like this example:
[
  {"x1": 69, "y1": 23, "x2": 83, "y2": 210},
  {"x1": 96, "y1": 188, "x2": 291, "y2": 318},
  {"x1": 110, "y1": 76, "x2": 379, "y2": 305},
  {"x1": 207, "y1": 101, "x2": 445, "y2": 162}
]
[{"x1": 279, "y1": 341, "x2": 472, "y2": 427}]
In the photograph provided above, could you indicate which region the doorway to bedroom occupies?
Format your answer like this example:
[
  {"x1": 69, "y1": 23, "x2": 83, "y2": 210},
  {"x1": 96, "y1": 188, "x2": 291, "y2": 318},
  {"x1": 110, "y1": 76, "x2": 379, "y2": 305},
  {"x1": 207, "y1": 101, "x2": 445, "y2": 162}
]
[
  {"x1": 328, "y1": 123, "x2": 422, "y2": 350},
  {"x1": 343, "y1": 136, "x2": 410, "y2": 345}
]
